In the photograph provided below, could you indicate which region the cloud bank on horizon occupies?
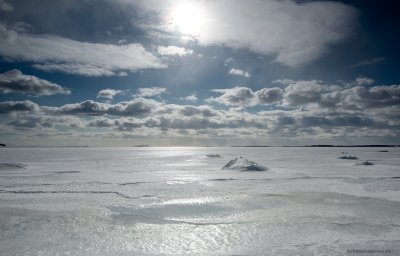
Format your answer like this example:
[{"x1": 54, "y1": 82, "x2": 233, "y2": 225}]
[{"x1": 0, "y1": 0, "x2": 399, "y2": 146}]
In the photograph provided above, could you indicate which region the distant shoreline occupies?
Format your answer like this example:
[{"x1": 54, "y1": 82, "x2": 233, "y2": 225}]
[
  {"x1": 1, "y1": 145, "x2": 399, "y2": 148},
  {"x1": 230, "y1": 145, "x2": 399, "y2": 147}
]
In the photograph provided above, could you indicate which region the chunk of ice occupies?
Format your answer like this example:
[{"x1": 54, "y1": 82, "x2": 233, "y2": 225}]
[
  {"x1": 360, "y1": 160, "x2": 374, "y2": 165},
  {"x1": 222, "y1": 157, "x2": 267, "y2": 171},
  {"x1": 339, "y1": 155, "x2": 358, "y2": 160},
  {"x1": 207, "y1": 154, "x2": 221, "y2": 158}
]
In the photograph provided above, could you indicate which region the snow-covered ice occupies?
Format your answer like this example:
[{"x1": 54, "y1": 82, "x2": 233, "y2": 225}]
[{"x1": 0, "y1": 147, "x2": 399, "y2": 255}]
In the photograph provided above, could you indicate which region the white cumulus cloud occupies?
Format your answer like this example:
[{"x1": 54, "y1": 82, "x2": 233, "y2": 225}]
[
  {"x1": 97, "y1": 89, "x2": 124, "y2": 100},
  {"x1": 157, "y1": 45, "x2": 193, "y2": 56},
  {"x1": 181, "y1": 94, "x2": 198, "y2": 102},
  {"x1": 136, "y1": 87, "x2": 167, "y2": 97},
  {"x1": 229, "y1": 68, "x2": 251, "y2": 78}
]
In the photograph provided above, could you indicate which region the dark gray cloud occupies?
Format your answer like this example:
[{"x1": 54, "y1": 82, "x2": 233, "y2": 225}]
[
  {"x1": 56, "y1": 98, "x2": 161, "y2": 116},
  {"x1": 283, "y1": 80, "x2": 400, "y2": 109},
  {"x1": 343, "y1": 85, "x2": 400, "y2": 109},
  {"x1": 208, "y1": 87, "x2": 255, "y2": 106},
  {"x1": 283, "y1": 80, "x2": 336, "y2": 107},
  {"x1": 208, "y1": 86, "x2": 283, "y2": 106},
  {"x1": 300, "y1": 115, "x2": 376, "y2": 128},
  {"x1": 178, "y1": 105, "x2": 217, "y2": 117},
  {"x1": 256, "y1": 88, "x2": 283, "y2": 104},
  {"x1": 0, "y1": 0, "x2": 12, "y2": 12},
  {"x1": 0, "y1": 69, "x2": 71, "y2": 96},
  {"x1": 87, "y1": 118, "x2": 115, "y2": 128},
  {"x1": 5, "y1": 115, "x2": 83, "y2": 130},
  {"x1": 0, "y1": 100, "x2": 40, "y2": 114},
  {"x1": 156, "y1": 104, "x2": 218, "y2": 117}
]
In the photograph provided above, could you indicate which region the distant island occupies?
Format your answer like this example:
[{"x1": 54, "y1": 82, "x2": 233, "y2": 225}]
[{"x1": 0, "y1": 143, "x2": 6, "y2": 147}]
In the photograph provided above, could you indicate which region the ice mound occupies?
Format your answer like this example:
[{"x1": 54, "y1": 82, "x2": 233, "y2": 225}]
[
  {"x1": 360, "y1": 160, "x2": 374, "y2": 166},
  {"x1": 339, "y1": 155, "x2": 358, "y2": 160},
  {"x1": 222, "y1": 157, "x2": 267, "y2": 171},
  {"x1": 0, "y1": 162, "x2": 26, "y2": 169},
  {"x1": 207, "y1": 154, "x2": 221, "y2": 158}
]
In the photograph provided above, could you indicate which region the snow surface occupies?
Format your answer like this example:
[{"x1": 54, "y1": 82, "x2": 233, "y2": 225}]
[{"x1": 0, "y1": 147, "x2": 400, "y2": 255}]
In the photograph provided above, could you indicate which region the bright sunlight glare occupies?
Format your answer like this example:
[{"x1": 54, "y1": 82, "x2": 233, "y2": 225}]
[{"x1": 170, "y1": 2, "x2": 208, "y2": 35}]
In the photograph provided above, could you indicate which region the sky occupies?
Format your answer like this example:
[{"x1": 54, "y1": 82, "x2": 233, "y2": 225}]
[{"x1": 0, "y1": 0, "x2": 399, "y2": 146}]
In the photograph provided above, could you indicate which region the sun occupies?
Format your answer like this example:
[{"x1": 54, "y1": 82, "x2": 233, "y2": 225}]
[{"x1": 170, "y1": 2, "x2": 207, "y2": 35}]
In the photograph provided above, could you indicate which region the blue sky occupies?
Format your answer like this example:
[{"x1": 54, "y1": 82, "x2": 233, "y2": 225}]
[{"x1": 0, "y1": 0, "x2": 399, "y2": 146}]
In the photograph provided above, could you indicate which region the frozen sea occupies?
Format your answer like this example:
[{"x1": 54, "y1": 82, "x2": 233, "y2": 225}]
[{"x1": 0, "y1": 147, "x2": 399, "y2": 255}]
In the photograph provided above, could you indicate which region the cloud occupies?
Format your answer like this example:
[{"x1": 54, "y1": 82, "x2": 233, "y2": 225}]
[
  {"x1": 283, "y1": 80, "x2": 400, "y2": 110},
  {"x1": 355, "y1": 77, "x2": 374, "y2": 86},
  {"x1": 136, "y1": 87, "x2": 167, "y2": 97},
  {"x1": 206, "y1": 78, "x2": 399, "y2": 111},
  {"x1": 0, "y1": 23, "x2": 165, "y2": 76},
  {"x1": 272, "y1": 79, "x2": 296, "y2": 85},
  {"x1": 178, "y1": 105, "x2": 217, "y2": 117},
  {"x1": 88, "y1": 118, "x2": 115, "y2": 128},
  {"x1": 299, "y1": 115, "x2": 376, "y2": 128},
  {"x1": 32, "y1": 64, "x2": 130, "y2": 77},
  {"x1": 208, "y1": 87, "x2": 255, "y2": 106},
  {"x1": 5, "y1": 115, "x2": 83, "y2": 130},
  {"x1": 180, "y1": 94, "x2": 198, "y2": 102},
  {"x1": 0, "y1": 0, "x2": 12, "y2": 11},
  {"x1": 139, "y1": 0, "x2": 357, "y2": 67},
  {"x1": 55, "y1": 98, "x2": 161, "y2": 117},
  {"x1": 0, "y1": 69, "x2": 70, "y2": 96},
  {"x1": 208, "y1": 86, "x2": 283, "y2": 106},
  {"x1": 343, "y1": 85, "x2": 400, "y2": 109},
  {"x1": 157, "y1": 45, "x2": 193, "y2": 56},
  {"x1": 256, "y1": 88, "x2": 283, "y2": 104},
  {"x1": 97, "y1": 89, "x2": 123, "y2": 100},
  {"x1": 0, "y1": 100, "x2": 40, "y2": 114},
  {"x1": 283, "y1": 80, "x2": 338, "y2": 107},
  {"x1": 1, "y1": 76, "x2": 399, "y2": 145},
  {"x1": 224, "y1": 57, "x2": 234, "y2": 66},
  {"x1": 228, "y1": 68, "x2": 251, "y2": 78},
  {"x1": 350, "y1": 57, "x2": 386, "y2": 68}
]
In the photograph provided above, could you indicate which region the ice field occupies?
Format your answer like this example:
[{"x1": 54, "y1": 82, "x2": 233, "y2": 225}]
[{"x1": 0, "y1": 147, "x2": 399, "y2": 255}]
